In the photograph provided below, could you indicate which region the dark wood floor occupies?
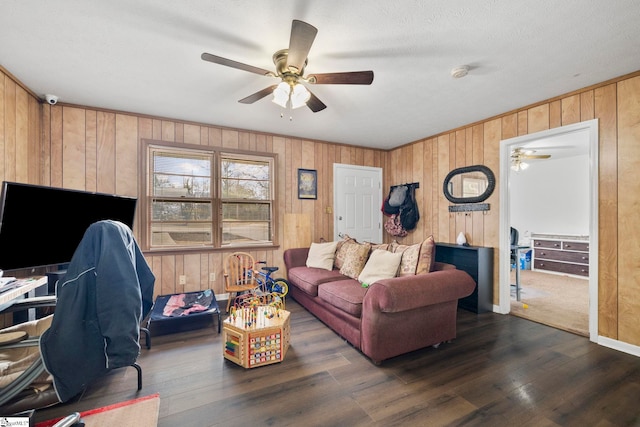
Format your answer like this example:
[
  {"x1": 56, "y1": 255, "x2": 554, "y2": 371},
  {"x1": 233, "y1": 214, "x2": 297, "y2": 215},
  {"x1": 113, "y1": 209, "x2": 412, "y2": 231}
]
[{"x1": 33, "y1": 300, "x2": 640, "y2": 426}]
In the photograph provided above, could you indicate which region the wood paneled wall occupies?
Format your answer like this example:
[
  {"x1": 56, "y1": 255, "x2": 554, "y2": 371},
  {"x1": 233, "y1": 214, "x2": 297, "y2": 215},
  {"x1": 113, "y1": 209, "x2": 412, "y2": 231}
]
[
  {"x1": 1, "y1": 66, "x2": 386, "y2": 302},
  {"x1": 2, "y1": 64, "x2": 639, "y2": 347},
  {"x1": 386, "y1": 72, "x2": 640, "y2": 346}
]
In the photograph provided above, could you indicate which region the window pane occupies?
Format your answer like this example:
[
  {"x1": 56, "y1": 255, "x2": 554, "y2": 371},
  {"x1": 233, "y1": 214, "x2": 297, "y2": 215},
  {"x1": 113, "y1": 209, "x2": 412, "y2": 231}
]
[
  {"x1": 222, "y1": 202, "x2": 270, "y2": 221},
  {"x1": 221, "y1": 158, "x2": 271, "y2": 200},
  {"x1": 154, "y1": 152, "x2": 210, "y2": 176},
  {"x1": 222, "y1": 202, "x2": 271, "y2": 245},
  {"x1": 152, "y1": 201, "x2": 212, "y2": 221},
  {"x1": 151, "y1": 222, "x2": 213, "y2": 246},
  {"x1": 153, "y1": 151, "x2": 211, "y2": 198},
  {"x1": 222, "y1": 222, "x2": 271, "y2": 245}
]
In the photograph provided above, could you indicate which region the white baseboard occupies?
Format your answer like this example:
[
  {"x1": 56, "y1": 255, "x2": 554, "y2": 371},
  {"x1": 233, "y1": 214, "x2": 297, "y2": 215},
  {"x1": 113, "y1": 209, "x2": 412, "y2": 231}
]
[{"x1": 597, "y1": 336, "x2": 640, "y2": 358}]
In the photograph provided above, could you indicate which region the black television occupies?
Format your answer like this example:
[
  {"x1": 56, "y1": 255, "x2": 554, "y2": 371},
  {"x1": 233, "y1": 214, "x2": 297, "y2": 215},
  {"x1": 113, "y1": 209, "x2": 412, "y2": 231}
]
[{"x1": 0, "y1": 181, "x2": 137, "y2": 272}]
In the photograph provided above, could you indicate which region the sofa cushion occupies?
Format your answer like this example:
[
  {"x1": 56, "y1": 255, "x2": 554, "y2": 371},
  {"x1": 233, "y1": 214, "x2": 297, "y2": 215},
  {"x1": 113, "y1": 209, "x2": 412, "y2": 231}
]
[
  {"x1": 287, "y1": 266, "x2": 346, "y2": 297},
  {"x1": 338, "y1": 241, "x2": 372, "y2": 279},
  {"x1": 416, "y1": 235, "x2": 436, "y2": 273},
  {"x1": 358, "y1": 249, "x2": 402, "y2": 285},
  {"x1": 306, "y1": 241, "x2": 339, "y2": 270},
  {"x1": 318, "y1": 279, "x2": 367, "y2": 317}
]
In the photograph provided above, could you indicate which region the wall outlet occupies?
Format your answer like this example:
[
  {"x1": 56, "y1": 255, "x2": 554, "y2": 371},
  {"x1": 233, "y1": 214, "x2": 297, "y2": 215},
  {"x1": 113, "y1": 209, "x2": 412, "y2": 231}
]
[
  {"x1": 179, "y1": 275, "x2": 186, "y2": 285},
  {"x1": 210, "y1": 272, "x2": 216, "y2": 282}
]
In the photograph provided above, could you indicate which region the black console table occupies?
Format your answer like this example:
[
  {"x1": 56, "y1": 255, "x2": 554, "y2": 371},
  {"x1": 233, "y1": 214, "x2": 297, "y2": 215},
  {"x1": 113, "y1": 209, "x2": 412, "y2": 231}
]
[{"x1": 435, "y1": 243, "x2": 494, "y2": 313}]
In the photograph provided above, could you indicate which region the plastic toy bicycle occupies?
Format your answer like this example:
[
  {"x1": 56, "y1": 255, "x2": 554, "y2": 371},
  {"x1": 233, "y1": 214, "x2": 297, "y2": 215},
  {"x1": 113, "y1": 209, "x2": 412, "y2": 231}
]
[{"x1": 251, "y1": 261, "x2": 289, "y2": 297}]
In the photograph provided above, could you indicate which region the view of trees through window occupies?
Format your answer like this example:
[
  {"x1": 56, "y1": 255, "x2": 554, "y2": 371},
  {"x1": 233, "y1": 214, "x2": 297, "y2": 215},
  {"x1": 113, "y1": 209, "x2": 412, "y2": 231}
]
[
  {"x1": 146, "y1": 144, "x2": 274, "y2": 249},
  {"x1": 221, "y1": 157, "x2": 272, "y2": 245}
]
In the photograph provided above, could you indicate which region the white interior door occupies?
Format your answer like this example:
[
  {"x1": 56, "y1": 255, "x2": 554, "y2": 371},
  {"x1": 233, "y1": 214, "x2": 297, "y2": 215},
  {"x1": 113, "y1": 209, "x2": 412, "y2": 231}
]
[{"x1": 333, "y1": 164, "x2": 382, "y2": 243}]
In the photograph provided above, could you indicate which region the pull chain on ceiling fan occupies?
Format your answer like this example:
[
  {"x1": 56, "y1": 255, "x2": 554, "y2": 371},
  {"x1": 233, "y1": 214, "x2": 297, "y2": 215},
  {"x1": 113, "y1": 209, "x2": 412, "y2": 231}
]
[{"x1": 201, "y1": 20, "x2": 374, "y2": 113}]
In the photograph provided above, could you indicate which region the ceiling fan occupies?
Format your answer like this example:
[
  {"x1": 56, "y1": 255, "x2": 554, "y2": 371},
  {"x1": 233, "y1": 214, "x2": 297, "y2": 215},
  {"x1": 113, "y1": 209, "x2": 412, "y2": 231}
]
[
  {"x1": 201, "y1": 20, "x2": 374, "y2": 113},
  {"x1": 511, "y1": 147, "x2": 551, "y2": 171}
]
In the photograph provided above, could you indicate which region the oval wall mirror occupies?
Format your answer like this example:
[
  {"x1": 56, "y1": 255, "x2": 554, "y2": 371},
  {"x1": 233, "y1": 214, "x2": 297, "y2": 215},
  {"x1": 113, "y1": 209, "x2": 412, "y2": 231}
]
[{"x1": 443, "y1": 165, "x2": 496, "y2": 204}]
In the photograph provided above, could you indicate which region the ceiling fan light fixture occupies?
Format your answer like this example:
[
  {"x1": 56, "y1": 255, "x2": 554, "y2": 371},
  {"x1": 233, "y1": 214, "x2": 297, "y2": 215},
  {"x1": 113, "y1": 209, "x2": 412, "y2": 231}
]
[
  {"x1": 511, "y1": 159, "x2": 529, "y2": 171},
  {"x1": 290, "y1": 83, "x2": 311, "y2": 109},
  {"x1": 272, "y1": 82, "x2": 290, "y2": 108}
]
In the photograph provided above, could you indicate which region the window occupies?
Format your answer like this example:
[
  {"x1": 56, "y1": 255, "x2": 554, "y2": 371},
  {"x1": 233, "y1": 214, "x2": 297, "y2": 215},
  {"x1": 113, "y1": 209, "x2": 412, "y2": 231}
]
[{"x1": 143, "y1": 141, "x2": 275, "y2": 250}]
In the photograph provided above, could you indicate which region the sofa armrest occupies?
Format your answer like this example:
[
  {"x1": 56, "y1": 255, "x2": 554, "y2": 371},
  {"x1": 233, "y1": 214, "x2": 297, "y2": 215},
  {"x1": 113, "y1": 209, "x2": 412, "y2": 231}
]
[
  {"x1": 283, "y1": 247, "x2": 310, "y2": 270},
  {"x1": 364, "y1": 270, "x2": 476, "y2": 313}
]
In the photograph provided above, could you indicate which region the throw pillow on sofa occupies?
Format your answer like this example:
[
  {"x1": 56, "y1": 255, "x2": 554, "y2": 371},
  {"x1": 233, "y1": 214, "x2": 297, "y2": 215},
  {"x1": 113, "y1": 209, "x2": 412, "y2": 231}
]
[
  {"x1": 416, "y1": 235, "x2": 436, "y2": 273},
  {"x1": 333, "y1": 235, "x2": 356, "y2": 269},
  {"x1": 339, "y1": 241, "x2": 372, "y2": 279},
  {"x1": 306, "y1": 241, "x2": 339, "y2": 270},
  {"x1": 358, "y1": 249, "x2": 402, "y2": 285},
  {"x1": 390, "y1": 241, "x2": 421, "y2": 276}
]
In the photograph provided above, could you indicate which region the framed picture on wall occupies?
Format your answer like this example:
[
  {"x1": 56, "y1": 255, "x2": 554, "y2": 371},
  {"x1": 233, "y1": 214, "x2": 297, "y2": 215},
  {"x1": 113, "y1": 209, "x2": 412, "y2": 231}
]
[{"x1": 297, "y1": 169, "x2": 317, "y2": 199}]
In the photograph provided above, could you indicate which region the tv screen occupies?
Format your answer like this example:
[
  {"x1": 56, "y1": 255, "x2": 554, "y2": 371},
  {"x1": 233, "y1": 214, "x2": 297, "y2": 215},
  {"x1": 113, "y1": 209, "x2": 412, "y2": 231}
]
[{"x1": 0, "y1": 181, "x2": 137, "y2": 271}]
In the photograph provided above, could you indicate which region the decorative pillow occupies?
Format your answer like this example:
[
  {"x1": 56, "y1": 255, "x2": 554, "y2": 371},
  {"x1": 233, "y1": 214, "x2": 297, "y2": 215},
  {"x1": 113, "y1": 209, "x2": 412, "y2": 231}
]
[
  {"x1": 306, "y1": 241, "x2": 339, "y2": 270},
  {"x1": 333, "y1": 235, "x2": 356, "y2": 269},
  {"x1": 392, "y1": 242, "x2": 421, "y2": 276},
  {"x1": 371, "y1": 243, "x2": 389, "y2": 251},
  {"x1": 416, "y1": 235, "x2": 436, "y2": 274},
  {"x1": 389, "y1": 240, "x2": 401, "y2": 253},
  {"x1": 339, "y1": 241, "x2": 372, "y2": 279},
  {"x1": 358, "y1": 249, "x2": 402, "y2": 285}
]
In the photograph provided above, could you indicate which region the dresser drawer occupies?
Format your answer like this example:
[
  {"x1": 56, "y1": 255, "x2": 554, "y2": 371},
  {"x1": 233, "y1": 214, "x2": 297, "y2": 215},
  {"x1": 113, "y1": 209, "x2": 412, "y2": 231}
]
[
  {"x1": 533, "y1": 259, "x2": 589, "y2": 277},
  {"x1": 534, "y1": 248, "x2": 589, "y2": 264},
  {"x1": 561, "y1": 241, "x2": 589, "y2": 252},
  {"x1": 532, "y1": 239, "x2": 562, "y2": 249}
]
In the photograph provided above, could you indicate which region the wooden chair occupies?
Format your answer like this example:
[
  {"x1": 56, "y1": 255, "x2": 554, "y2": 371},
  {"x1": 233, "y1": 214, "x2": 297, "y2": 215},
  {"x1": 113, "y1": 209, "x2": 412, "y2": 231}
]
[{"x1": 223, "y1": 252, "x2": 257, "y2": 313}]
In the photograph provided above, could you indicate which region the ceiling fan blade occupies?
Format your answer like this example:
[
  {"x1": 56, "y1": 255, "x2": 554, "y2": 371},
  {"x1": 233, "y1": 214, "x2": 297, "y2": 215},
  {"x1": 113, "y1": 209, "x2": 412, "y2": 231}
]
[
  {"x1": 287, "y1": 20, "x2": 318, "y2": 73},
  {"x1": 307, "y1": 71, "x2": 374, "y2": 85},
  {"x1": 238, "y1": 85, "x2": 279, "y2": 104},
  {"x1": 201, "y1": 52, "x2": 273, "y2": 76},
  {"x1": 522, "y1": 154, "x2": 552, "y2": 159},
  {"x1": 306, "y1": 90, "x2": 327, "y2": 112}
]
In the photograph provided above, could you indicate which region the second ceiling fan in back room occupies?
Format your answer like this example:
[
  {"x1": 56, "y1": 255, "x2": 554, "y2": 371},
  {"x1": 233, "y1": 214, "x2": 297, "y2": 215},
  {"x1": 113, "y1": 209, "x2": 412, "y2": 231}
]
[
  {"x1": 201, "y1": 20, "x2": 374, "y2": 114},
  {"x1": 510, "y1": 147, "x2": 551, "y2": 171}
]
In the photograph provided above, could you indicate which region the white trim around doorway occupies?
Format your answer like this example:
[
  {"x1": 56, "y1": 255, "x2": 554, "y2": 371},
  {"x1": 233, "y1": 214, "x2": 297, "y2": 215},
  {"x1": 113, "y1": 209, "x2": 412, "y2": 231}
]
[{"x1": 498, "y1": 119, "x2": 599, "y2": 343}]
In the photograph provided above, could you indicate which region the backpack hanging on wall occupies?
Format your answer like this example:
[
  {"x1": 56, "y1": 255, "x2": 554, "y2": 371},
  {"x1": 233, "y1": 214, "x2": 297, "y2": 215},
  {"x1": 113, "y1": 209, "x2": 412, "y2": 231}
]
[
  {"x1": 400, "y1": 184, "x2": 420, "y2": 231},
  {"x1": 383, "y1": 183, "x2": 420, "y2": 236},
  {"x1": 382, "y1": 184, "x2": 408, "y2": 216}
]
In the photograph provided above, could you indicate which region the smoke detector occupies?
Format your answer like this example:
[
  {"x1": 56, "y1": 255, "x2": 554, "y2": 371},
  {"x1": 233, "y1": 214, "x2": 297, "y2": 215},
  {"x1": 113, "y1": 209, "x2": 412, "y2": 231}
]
[{"x1": 451, "y1": 65, "x2": 470, "y2": 79}]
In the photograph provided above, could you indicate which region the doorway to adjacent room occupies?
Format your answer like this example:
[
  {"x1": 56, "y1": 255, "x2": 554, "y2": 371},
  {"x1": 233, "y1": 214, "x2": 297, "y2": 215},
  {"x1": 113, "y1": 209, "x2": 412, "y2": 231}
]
[{"x1": 498, "y1": 120, "x2": 599, "y2": 341}]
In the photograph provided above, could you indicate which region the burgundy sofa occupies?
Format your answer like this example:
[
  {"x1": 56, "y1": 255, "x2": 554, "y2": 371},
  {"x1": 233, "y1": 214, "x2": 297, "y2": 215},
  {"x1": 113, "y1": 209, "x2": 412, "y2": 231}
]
[{"x1": 283, "y1": 247, "x2": 476, "y2": 364}]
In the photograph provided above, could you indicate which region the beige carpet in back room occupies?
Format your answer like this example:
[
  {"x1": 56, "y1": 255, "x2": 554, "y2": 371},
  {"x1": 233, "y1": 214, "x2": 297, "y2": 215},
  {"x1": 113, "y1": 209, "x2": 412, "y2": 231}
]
[{"x1": 510, "y1": 269, "x2": 589, "y2": 337}]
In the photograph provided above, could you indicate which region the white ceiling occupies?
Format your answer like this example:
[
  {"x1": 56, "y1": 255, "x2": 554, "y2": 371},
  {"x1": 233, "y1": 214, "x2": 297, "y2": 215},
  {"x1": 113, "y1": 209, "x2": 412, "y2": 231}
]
[{"x1": 2, "y1": 0, "x2": 639, "y2": 150}]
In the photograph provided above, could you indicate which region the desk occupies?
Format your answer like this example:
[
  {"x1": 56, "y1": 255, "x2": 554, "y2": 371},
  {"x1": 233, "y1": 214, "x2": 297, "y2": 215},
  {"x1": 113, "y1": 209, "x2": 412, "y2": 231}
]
[
  {"x1": 511, "y1": 246, "x2": 529, "y2": 301},
  {"x1": 0, "y1": 276, "x2": 48, "y2": 316}
]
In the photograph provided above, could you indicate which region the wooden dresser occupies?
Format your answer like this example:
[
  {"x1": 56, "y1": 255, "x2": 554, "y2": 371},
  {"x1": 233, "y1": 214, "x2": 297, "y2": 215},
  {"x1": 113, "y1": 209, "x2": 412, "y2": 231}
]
[{"x1": 530, "y1": 233, "x2": 589, "y2": 278}]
